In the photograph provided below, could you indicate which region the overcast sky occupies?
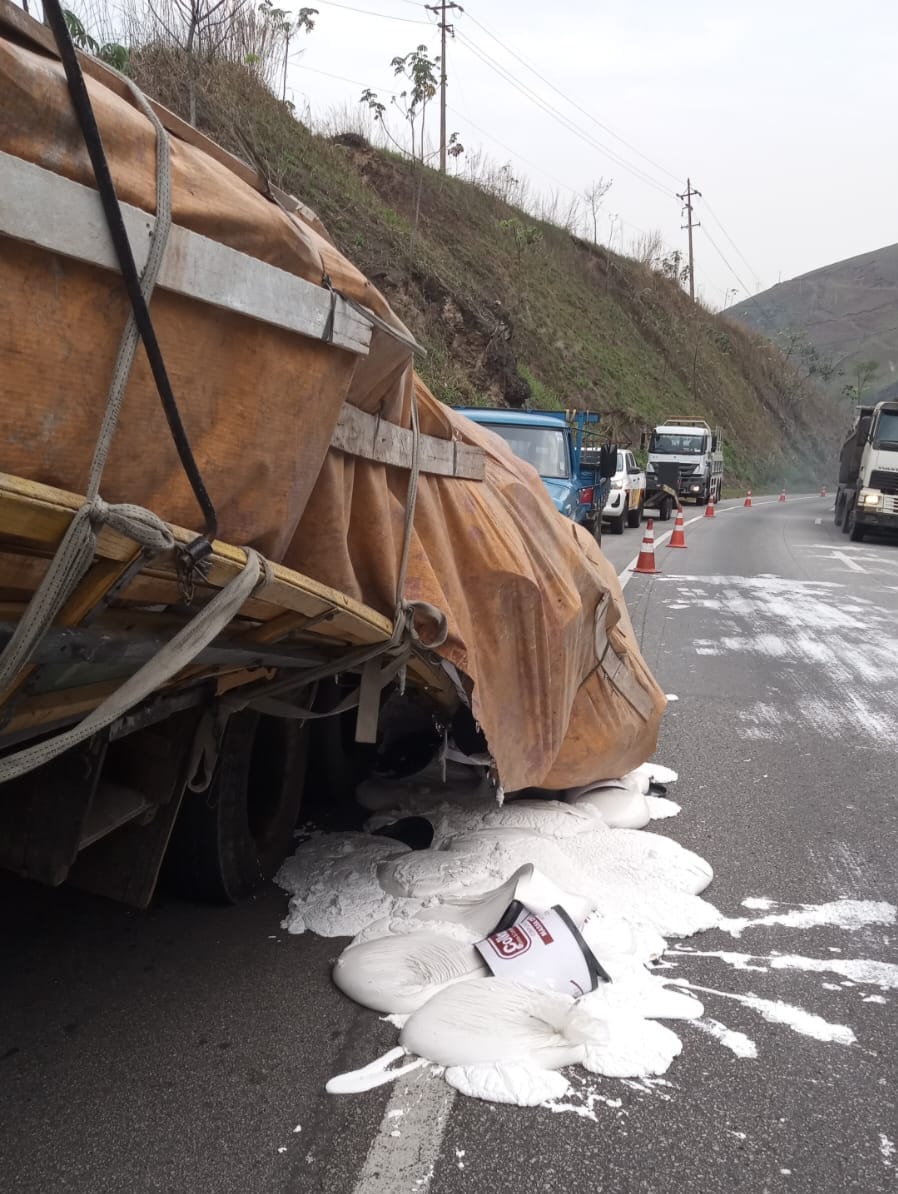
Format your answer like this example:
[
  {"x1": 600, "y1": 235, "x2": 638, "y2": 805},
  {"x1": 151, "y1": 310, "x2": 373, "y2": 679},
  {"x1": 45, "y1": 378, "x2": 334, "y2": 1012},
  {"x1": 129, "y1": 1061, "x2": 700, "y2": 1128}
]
[{"x1": 283, "y1": 0, "x2": 897, "y2": 308}]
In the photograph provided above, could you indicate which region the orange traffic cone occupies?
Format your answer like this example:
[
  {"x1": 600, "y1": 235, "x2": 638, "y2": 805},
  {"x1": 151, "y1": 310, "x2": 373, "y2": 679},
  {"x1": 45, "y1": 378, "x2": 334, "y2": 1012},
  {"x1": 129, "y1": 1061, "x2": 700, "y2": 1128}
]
[
  {"x1": 779, "y1": 488, "x2": 786, "y2": 503},
  {"x1": 669, "y1": 506, "x2": 688, "y2": 548},
  {"x1": 704, "y1": 495, "x2": 716, "y2": 518},
  {"x1": 631, "y1": 519, "x2": 662, "y2": 574},
  {"x1": 820, "y1": 485, "x2": 827, "y2": 497},
  {"x1": 744, "y1": 489, "x2": 753, "y2": 508}
]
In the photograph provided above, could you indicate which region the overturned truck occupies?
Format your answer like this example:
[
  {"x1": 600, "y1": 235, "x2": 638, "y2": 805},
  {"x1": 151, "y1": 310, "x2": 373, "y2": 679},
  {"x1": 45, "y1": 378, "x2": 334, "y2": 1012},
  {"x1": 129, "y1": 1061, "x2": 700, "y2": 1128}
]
[{"x1": 0, "y1": 0, "x2": 665, "y2": 907}]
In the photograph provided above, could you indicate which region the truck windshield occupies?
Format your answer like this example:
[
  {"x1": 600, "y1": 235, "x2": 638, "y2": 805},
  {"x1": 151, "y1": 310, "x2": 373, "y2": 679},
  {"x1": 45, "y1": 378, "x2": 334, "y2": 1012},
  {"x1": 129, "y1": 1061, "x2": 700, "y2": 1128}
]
[
  {"x1": 650, "y1": 433, "x2": 706, "y2": 455},
  {"x1": 481, "y1": 424, "x2": 570, "y2": 478},
  {"x1": 874, "y1": 411, "x2": 898, "y2": 447}
]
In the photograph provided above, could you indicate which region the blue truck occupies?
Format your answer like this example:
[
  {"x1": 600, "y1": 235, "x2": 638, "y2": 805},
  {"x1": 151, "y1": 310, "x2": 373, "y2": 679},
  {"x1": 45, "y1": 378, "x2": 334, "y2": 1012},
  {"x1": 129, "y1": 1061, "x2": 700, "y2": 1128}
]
[{"x1": 456, "y1": 408, "x2": 616, "y2": 541}]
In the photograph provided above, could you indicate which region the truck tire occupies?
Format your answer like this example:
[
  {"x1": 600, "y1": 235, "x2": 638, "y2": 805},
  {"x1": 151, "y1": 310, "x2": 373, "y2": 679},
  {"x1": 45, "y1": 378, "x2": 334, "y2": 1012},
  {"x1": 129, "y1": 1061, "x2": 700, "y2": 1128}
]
[
  {"x1": 627, "y1": 500, "x2": 642, "y2": 529},
  {"x1": 609, "y1": 508, "x2": 626, "y2": 535},
  {"x1": 841, "y1": 506, "x2": 853, "y2": 535},
  {"x1": 849, "y1": 518, "x2": 865, "y2": 543},
  {"x1": 833, "y1": 498, "x2": 843, "y2": 528},
  {"x1": 659, "y1": 497, "x2": 673, "y2": 522},
  {"x1": 164, "y1": 710, "x2": 308, "y2": 903}
]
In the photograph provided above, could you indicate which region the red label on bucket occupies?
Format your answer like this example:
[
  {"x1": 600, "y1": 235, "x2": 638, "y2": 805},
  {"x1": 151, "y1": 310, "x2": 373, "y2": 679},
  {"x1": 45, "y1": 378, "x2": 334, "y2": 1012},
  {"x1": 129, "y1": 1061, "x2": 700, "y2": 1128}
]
[
  {"x1": 486, "y1": 925, "x2": 531, "y2": 959},
  {"x1": 528, "y1": 915, "x2": 554, "y2": 945}
]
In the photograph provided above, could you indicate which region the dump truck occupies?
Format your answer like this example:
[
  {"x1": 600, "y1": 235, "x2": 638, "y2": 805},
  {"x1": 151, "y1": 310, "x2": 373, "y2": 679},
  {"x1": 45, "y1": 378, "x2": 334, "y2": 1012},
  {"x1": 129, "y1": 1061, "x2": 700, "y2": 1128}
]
[
  {"x1": 455, "y1": 409, "x2": 617, "y2": 539},
  {"x1": 834, "y1": 401, "x2": 898, "y2": 541},
  {"x1": 0, "y1": 0, "x2": 665, "y2": 908}
]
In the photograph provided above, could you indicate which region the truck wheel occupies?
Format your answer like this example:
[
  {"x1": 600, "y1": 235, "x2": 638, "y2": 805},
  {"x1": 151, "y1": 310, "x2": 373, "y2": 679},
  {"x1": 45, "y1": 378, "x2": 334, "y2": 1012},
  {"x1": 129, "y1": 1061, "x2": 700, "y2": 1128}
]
[
  {"x1": 164, "y1": 710, "x2": 308, "y2": 903},
  {"x1": 696, "y1": 485, "x2": 708, "y2": 506},
  {"x1": 627, "y1": 501, "x2": 642, "y2": 529},
  {"x1": 610, "y1": 509, "x2": 626, "y2": 535},
  {"x1": 841, "y1": 507, "x2": 853, "y2": 535},
  {"x1": 833, "y1": 499, "x2": 843, "y2": 528},
  {"x1": 659, "y1": 498, "x2": 673, "y2": 522},
  {"x1": 849, "y1": 519, "x2": 865, "y2": 542}
]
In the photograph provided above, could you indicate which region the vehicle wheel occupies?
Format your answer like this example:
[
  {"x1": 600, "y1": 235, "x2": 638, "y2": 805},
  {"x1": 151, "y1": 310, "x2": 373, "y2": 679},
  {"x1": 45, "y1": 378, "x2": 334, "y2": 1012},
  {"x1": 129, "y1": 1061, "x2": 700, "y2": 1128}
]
[
  {"x1": 659, "y1": 497, "x2": 673, "y2": 522},
  {"x1": 165, "y1": 710, "x2": 308, "y2": 903},
  {"x1": 841, "y1": 506, "x2": 853, "y2": 535},
  {"x1": 610, "y1": 509, "x2": 626, "y2": 535},
  {"x1": 627, "y1": 501, "x2": 643, "y2": 529},
  {"x1": 833, "y1": 499, "x2": 843, "y2": 527},
  {"x1": 849, "y1": 518, "x2": 865, "y2": 542}
]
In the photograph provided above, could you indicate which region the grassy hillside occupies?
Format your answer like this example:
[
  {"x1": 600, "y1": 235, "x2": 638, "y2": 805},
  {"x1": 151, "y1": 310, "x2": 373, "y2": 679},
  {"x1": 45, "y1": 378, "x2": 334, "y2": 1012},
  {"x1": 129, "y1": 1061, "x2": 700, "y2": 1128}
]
[
  {"x1": 135, "y1": 55, "x2": 843, "y2": 489},
  {"x1": 728, "y1": 244, "x2": 898, "y2": 407}
]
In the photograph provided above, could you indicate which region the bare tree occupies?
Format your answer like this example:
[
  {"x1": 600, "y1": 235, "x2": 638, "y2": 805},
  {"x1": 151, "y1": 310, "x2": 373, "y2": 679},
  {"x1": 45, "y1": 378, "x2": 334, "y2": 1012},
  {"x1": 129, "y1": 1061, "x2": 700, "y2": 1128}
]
[{"x1": 582, "y1": 177, "x2": 612, "y2": 244}]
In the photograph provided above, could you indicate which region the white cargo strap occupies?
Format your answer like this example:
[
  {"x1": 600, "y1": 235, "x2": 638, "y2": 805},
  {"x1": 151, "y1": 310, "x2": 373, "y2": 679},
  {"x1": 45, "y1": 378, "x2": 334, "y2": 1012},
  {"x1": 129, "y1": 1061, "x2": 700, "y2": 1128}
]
[
  {"x1": 0, "y1": 549, "x2": 269, "y2": 783},
  {"x1": 353, "y1": 389, "x2": 448, "y2": 742},
  {"x1": 0, "y1": 74, "x2": 174, "y2": 698}
]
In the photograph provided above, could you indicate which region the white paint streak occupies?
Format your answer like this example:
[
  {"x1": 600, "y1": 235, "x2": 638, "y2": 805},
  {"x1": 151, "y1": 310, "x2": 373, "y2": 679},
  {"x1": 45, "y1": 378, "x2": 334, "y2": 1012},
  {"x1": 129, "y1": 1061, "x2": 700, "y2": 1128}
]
[
  {"x1": 679, "y1": 982, "x2": 856, "y2": 1045},
  {"x1": 717, "y1": 899, "x2": 896, "y2": 938},
  {"x1": 691, "y1": 1017, "x2": 758, "y2": 1058}
]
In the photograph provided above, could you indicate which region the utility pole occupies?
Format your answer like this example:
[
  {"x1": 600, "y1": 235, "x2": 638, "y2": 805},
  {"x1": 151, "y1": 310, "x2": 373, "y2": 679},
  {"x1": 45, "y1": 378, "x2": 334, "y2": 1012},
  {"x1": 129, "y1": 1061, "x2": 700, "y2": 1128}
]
[
  {"x1": 677, "y1": 178, "x2": 701, "y2": 301},
  {"x1": 425, "y1": 0, "x2": 462, "y2": 173}
]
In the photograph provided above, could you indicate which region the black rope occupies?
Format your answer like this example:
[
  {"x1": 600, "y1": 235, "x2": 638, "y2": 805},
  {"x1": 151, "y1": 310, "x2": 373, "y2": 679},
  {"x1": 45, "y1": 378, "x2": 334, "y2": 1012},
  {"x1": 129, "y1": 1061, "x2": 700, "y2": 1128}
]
[{"x1": 44, "y1": 0, "x2": 218, "y2": 550}]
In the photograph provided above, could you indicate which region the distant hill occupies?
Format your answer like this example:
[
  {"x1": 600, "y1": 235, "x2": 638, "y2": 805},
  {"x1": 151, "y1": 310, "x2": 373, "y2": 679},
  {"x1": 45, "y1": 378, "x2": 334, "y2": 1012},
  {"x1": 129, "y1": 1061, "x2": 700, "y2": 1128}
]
[{"x1": 727, "y1": 244, "x2": 898, "y2": 403}]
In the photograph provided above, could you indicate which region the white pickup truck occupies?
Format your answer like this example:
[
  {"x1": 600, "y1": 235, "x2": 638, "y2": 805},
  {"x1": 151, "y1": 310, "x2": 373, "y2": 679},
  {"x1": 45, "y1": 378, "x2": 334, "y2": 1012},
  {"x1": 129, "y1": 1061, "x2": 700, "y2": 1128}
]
[{"x1": 602, "y1": 448, "x2": 646, "y2": 534}]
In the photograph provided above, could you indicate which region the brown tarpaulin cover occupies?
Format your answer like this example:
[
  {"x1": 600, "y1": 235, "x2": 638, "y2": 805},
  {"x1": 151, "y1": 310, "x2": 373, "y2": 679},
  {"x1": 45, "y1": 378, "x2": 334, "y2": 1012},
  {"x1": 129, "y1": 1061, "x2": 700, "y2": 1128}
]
[{"x1": 0, "y1": 38, "x2": 665, "y2": 791}]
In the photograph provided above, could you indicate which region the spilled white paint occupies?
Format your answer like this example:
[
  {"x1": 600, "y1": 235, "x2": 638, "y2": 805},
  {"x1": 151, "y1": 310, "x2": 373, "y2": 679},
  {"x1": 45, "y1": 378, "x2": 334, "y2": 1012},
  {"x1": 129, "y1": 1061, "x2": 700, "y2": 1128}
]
[
  {"x1": 281, "y1": 763, "x2": 727, "y2": 1106},
  {"x1": 691, "y1": 1017, "x2": 758, "y2": 1058},
  {"x1": 676, "y1": 948, "x2": 898, "y2": 989},
  {"x1": 717, "y1": 899, "x2": 896, "y2": 938},
  {"x1": 657, "y1": 574, "x2": 898, "y2": 746},
  {"x1": 678, "y1": 981, "x2": 856, "y2": 1046}
]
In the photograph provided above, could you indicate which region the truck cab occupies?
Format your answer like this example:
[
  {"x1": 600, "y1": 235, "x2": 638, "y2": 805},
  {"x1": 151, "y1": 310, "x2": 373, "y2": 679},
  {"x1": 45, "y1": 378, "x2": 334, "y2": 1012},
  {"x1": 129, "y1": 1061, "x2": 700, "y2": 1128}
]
[
  {"x1": 646, "y1": 418, "x2": 723, "y2": 506},
  {"x1": 457, "y1": 408, "x2": 615, "y2": 537},
  {"x1": 836, "y1": 401, "x2": 898, "y2": 540}
]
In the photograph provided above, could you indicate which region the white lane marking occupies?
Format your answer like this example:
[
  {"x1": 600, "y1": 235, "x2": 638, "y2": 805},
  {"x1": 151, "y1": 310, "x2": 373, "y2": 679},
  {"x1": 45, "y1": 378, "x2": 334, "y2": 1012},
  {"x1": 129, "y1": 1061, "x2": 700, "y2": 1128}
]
[
  {"x1": 813, "y1": 550, "x2": 867, "y2": 574},
  {"x1": 352, "y1": 1070, "x2": 455, "y2": 1194},
  {"x1": 618, "y1": 495, "x2": 823, "y2": 587}
]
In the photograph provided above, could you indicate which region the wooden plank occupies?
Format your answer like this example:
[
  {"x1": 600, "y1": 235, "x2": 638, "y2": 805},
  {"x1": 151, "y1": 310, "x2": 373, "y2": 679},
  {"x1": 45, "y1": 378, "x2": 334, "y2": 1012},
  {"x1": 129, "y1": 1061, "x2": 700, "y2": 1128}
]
[
  {"x1": 0, "y1": 151, "x2": 371, "y2": 356},
  {"x1": 331, "y1": 403, "x2": 485, "y2": 480},
  {"x1": 0, "y1": 473, "x2": 394, "y2": 641}
]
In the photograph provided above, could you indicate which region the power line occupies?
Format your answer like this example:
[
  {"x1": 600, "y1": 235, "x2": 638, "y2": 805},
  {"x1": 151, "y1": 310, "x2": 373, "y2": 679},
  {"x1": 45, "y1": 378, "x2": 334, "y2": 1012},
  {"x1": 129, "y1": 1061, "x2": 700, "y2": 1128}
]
[
  {"x1": 295, "y1": 62, "x2": 400, "y2": 94},
  {"x1": 313, "y1": 0, "x2": 431, "y2": 23},
  {"x1": 459, "y1": 7, "x2": 683, "y2": 188},
  {"x1": 454, "y1": 30, "x2": 676, "y2": 199},
  {"x1": 701, "y1": 197, "x2": 763, "y2": 292}
]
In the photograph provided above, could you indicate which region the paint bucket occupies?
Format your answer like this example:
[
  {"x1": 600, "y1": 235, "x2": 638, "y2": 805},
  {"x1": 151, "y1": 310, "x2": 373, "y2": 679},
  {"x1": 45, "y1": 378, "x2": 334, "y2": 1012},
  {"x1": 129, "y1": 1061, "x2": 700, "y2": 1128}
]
[{"x1": 475, "y1": 904, "x2": 611, "y2": 998}]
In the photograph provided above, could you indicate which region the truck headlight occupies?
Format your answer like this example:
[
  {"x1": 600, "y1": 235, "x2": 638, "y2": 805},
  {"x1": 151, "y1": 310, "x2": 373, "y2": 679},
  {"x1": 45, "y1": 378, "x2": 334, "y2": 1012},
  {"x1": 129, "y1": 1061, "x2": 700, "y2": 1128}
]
[{"x1": 861, "y1": 489, "x2": 882, "y2": 507}]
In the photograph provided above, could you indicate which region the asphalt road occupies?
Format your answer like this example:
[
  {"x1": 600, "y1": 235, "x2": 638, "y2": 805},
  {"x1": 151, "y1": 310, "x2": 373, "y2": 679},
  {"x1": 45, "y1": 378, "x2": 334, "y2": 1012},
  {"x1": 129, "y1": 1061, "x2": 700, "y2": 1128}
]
[{"x1": 2, "y1": 495, "x2": 897, "y2": 1194}]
